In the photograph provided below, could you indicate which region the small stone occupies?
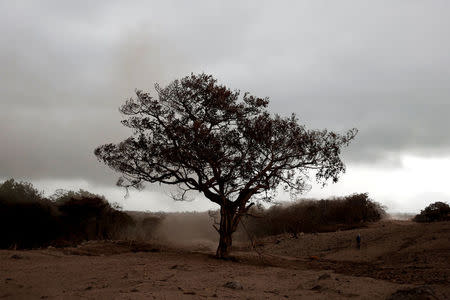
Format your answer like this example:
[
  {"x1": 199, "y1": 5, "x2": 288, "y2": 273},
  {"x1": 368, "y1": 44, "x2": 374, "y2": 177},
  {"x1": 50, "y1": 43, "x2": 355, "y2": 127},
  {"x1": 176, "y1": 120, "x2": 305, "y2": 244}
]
[
  {"x1": 223, "y1": 281, "x2": 243, "y2": 290},
  {"x1": 318, "y1": 273, "x2": 331, "y2": 280}
]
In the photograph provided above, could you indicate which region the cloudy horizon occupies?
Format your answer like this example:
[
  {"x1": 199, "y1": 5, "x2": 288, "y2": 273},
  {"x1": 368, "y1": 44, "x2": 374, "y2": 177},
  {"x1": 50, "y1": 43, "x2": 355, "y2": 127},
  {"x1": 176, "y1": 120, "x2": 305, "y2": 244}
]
[{"x1": 1, "y1": 1, "x2": 450, "y2": 213}]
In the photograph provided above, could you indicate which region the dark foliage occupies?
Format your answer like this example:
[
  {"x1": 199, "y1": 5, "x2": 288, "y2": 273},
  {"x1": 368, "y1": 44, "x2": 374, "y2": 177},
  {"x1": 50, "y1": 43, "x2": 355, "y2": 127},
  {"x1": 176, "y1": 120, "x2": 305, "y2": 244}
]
[
  {"x1": 57, "y1": 196, "x2": 134, "y2": 242},
  {"x1": 95, "y1": 73, "x2": 357, "y2": 258},
  {"x1": 0, "y1": 179, "x2": 59, "y2": 248},
  {"x1": 239, "y1": 193, "x2": 385, "y2": 238},
  {"x1": 0, "y1": 179, "x2": 134, "y2": 249},
  {"x1": 413, "y1": 201, "x2": 450, "y2": 223}
]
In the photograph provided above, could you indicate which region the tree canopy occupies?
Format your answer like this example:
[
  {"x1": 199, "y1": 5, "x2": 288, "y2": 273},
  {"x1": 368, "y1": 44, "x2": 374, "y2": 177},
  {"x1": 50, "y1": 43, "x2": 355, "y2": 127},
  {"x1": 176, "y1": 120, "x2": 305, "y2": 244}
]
[{"x1": 95, "y1": 73, "x2": 357, "y2": 258}]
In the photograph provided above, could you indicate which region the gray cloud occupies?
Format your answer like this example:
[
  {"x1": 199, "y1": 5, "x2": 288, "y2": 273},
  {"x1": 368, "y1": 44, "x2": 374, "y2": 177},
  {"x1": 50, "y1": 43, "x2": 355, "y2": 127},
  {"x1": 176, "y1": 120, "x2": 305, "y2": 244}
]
[{"x1": 1, "y1": 1, "x2": 450, "y2": 188}]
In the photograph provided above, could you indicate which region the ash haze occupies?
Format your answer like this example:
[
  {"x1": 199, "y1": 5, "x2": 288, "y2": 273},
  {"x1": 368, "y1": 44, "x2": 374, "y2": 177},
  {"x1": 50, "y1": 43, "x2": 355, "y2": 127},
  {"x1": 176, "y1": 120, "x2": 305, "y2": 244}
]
[{"x1": 1, "y1": 1, "x2": 449, "y2": 213}]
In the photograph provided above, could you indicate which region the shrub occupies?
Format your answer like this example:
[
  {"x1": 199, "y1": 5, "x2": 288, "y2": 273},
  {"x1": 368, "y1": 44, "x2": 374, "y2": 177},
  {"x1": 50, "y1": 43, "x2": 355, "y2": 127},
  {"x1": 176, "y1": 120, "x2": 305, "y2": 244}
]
[
  {"x1": 57, "y1": 196, "x2": 134, "y2": 241},
  {"x1": 51, "y1": 189, "x2": 136, "y2": 241},
  {"x1": 0, "y1": 179, "x2": 135, "y2": 249},
  {"x1": 413, "y1": 202, "x2": 450, "y2": 223},
  {"x1": 239, "y1": 193, "x2": 385, "y2": 238},
  {"x1": 0, "y1": 178, "x2": 44, "y2": 203},
  {"x1": 49, "y1": 188, "x2": 104, "y2": 203},
  {"x1": 0, "y1": 179, "x2": 59, "y2": 248}
]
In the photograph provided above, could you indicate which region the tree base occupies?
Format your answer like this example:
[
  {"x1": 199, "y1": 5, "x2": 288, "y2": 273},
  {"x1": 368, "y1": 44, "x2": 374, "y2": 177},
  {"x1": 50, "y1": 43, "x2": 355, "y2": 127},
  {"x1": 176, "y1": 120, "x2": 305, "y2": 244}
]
[{"x1": 214, "y1": 254, "x2": 238, "y2": 261}]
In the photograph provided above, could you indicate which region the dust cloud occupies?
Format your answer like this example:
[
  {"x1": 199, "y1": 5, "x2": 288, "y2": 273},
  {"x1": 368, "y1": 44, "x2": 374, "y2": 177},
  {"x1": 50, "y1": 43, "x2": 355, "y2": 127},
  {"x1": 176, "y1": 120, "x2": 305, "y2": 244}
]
[{"x1": 158, "y1": 212, "x2": 219, "y2": 251}]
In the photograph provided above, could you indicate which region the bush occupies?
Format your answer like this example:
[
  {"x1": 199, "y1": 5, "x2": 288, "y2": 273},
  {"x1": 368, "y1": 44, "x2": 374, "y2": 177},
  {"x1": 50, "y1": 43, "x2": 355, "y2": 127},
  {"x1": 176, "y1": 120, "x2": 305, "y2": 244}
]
[
  {"x1": 0, "y1": 179, "x2": 135, "y2": 249},
  {"x1": 0, "y1": 179, "x2": 59, "y2": 248},
  {"x1": 56, "y1": 196, "x2": 135, "y2": 242},
  {"x1": 413, "y1": 202, "x2": 450, "y2": 223},
  {"x1": 239, "y1": 193, "x2": 385, "y2": 238},
  {"x1": 0, "y1": 178, "x2": 44, "y2": 203}
]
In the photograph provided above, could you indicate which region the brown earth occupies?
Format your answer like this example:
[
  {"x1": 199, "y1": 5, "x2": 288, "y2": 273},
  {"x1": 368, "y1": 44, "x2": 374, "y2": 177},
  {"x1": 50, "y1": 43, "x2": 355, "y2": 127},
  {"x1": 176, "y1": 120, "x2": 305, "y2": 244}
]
[{"x1": 1, "y1": 220, "x2": 449, "y2": 299}]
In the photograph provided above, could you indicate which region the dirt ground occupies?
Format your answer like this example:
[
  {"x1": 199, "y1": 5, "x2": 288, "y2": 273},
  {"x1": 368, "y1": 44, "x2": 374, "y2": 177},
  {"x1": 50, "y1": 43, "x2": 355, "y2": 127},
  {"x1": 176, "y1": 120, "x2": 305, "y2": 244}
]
[{"x1": 1, "y1": 220, "x2": 449, "y2": 299}]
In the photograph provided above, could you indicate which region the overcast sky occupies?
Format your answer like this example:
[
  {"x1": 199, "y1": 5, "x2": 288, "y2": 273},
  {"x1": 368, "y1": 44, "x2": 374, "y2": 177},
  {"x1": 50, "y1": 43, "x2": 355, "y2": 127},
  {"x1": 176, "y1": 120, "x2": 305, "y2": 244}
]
[{"x1": 1, "y1": 1, "x2": 449, "y2": 213}]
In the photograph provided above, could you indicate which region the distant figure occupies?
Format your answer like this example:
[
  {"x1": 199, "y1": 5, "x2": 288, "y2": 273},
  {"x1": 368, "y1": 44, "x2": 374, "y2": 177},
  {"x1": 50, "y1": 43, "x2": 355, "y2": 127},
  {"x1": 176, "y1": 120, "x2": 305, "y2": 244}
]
[{"x1": 356, "y1": 233, "x2": 361, "y2": 249}]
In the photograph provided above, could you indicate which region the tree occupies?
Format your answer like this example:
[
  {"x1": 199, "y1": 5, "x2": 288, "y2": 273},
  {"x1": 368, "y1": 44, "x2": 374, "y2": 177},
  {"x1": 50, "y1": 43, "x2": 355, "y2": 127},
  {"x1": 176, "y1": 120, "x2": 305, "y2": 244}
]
[
  {"x1": 0, "y1": 178, "x2": 44, "y2": 204},
  {"x1": 95, "y1": 73, "x2": 357, "y2": 258},
  {"x1": 413, "y1": 201, "x2": 450, "y2": 222}
]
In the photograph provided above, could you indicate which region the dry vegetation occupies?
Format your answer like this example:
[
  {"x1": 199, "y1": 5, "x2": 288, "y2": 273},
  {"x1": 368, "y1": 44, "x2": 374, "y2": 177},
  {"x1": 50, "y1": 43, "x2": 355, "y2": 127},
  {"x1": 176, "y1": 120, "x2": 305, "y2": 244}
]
[
  {"x1": 0, "y1": 179, "x2": 134, "y2": 249},
  {"x1": 1, "y1": 179, "x2": 449, "y2": 299},
  {"x1": 239, "y1": 193, "x2": 385, "y2": 239},
  {"x1": 0, "y1": 179, "x2": 385, "y2": 251},
  {"x1": 413, "y1": 201, "x2": 450, "y2": 223}
]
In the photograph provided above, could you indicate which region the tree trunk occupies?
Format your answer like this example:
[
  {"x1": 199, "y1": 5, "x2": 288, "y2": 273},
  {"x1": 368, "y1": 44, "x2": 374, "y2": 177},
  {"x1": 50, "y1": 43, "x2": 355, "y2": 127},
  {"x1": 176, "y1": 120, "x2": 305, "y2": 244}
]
[{"x1": 216, "y1": 206, "x2": 235, "y2": 259}]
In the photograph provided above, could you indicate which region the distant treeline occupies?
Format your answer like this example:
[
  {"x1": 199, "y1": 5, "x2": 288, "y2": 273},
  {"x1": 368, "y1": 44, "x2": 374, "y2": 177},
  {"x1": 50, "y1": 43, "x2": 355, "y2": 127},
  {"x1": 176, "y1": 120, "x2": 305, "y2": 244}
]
[
  {"x1": 0, "y1": 179, "x2": 134, "y2": 249},
  {"x1": 237, "y1": 193, "x2": 386, "y2": 239},
  {"x1": 0, "y1": 179, "x2": 388, "y2": 249}
]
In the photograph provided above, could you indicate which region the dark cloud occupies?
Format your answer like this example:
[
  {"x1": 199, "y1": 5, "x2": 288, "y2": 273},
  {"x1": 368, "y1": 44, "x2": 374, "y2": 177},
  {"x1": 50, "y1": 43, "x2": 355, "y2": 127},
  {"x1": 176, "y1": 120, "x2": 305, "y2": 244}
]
[{"x1": 1, "y1": 1, "x2": 450, "y2": 187}]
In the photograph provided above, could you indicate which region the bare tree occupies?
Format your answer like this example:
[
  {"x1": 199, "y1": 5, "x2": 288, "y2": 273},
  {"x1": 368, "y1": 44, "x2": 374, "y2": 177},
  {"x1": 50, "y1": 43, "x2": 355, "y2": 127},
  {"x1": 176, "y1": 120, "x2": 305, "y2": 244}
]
[{"x1": 95, "y1": 73, "x2": 357, "y2": 258}]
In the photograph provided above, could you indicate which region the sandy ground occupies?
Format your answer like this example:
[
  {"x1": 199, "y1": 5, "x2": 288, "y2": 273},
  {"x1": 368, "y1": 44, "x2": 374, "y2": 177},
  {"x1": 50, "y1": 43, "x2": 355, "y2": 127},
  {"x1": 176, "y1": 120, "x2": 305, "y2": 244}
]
[{"x1": 1, "y1": 220, "x2": 449, "y2": 299}]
